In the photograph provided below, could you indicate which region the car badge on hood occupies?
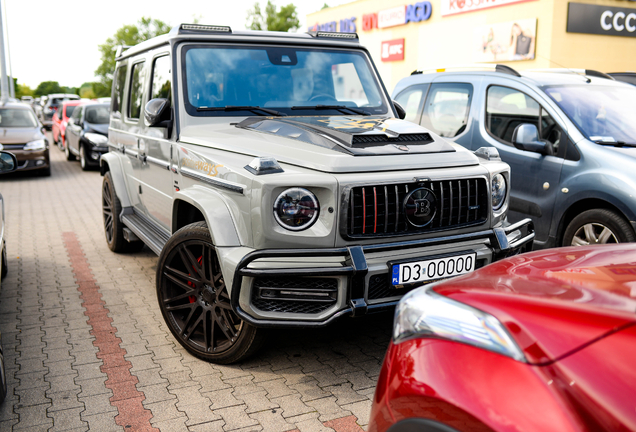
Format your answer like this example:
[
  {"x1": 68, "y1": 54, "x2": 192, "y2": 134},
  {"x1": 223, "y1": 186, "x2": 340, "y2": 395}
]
[{"x1": 394, "y1": 144, "x2": 409, "y2": 151}]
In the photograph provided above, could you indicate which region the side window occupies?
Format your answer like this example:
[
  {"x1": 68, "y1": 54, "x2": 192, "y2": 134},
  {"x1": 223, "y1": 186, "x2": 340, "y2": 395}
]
[
  {"x1": 151, "y1": 55, "x2": 172, "y2": 103},
  {"x1": 112, "y1": 65, "x2": 127, "y2": 117},
  {"x1": 486, "y1": 86, "x2": 563, "y2": 155},
  {"x1": 421, "y1": 83, "x2": 472, "y2": 138},
  {"x1": 128, "y1": 61, "x2": 146, "y2": 120},
  {"x1": 394, "y1": 85, "x2": 426, "y2": 124},
  {"x1": 72, "y1": 106, "x2": 83, "y2": 123}
]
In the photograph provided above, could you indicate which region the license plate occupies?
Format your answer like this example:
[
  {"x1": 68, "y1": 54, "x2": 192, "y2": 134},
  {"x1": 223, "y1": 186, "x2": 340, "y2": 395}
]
[{"x1": 391, "y1": 252, "x2": 476, "y2": 286}]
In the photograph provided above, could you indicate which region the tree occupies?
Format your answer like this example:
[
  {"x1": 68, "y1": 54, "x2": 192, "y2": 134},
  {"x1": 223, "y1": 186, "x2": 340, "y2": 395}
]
[
  {"x1": 15, "y1": 80, "x2": 33, "y2": 99},
  {"x1": 34, "y1": 81, "x2": 63, "y2": 97},
  {"x1": 95, "y1": 17, "x2": 171, "y2": 94},
  {"x1": 246, "y1": 1, "x2": 299, "y2": 32}
]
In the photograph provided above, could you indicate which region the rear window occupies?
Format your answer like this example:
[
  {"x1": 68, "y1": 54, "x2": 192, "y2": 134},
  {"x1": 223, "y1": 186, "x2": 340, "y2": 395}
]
[{"x1": 0, "y1": 109, "x2": 38, "y2": 127}]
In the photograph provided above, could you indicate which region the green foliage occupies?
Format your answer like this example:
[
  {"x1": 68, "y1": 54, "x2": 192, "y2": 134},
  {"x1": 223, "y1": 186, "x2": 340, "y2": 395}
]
[
  {"x1": 95, "y1": 17, "x2": 171, "y2": 93},
  {"x1": 79, "y1": 82, "x2": 96, "y2": 99},
  {"x1": 246, "y1": 1, "x2": 299, "y2": 32},
  {"x1": 34, "y1": 81, "x2": 63, "y2": 97},
  {"x1": 15, "y1": 79, "x2": 33, "y2": 99},
  {"x1": 322, "y1": 3, "x2": 329, "y2": 9}
]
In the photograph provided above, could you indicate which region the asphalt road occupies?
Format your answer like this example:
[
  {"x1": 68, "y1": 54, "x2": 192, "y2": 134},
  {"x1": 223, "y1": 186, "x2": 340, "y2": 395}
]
[{"x1": 0, "y1": 135, "x2": 394, "y2": 432}]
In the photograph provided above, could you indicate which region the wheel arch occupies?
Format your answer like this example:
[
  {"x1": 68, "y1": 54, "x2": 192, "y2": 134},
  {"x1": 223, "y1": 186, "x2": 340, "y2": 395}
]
[{"x1": 99, "y1": 153, "x2": 132, "y2": 208}]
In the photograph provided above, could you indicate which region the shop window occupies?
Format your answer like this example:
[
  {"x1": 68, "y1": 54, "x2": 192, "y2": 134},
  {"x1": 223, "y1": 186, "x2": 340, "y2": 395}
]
[
  {"x1": 394, "y1": 85, "x2": 426, "y2": 123},
  {"x1": 128, "y1": 61, "x2": 146, "y2": 120},
  {"x1": 421, "y1": 83, "x2": 472, "y2": 138}
]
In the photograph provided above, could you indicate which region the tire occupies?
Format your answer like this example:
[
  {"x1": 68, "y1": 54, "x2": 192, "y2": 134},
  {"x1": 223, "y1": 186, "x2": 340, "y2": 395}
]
[
  {"x1": 39, "y1": 165, "x2": 51, "y2": 177},
  {"x1": 1, "y1": 241, "x2": 7, "y2": 279},
  {"x1": 102, "y1": 171, "x2": 144, "y2": 253},
  {"x1": 563, "y1": 209, "x2": 636, "y2": 246},
  {"x1": 65, "y1": 141, "x2": 76, "y2": 161},
  {"x1": 80, "y1": 145, "x2": 90, "y2": 171},
  {"x1": 0, "y1": 348, "x2": 6, "y2": 404},
  {"x1": 156, "y1": 222, "x2": 265, "y2": 364},
  {"x1": 57, "y1": 135, "x2": 64, "y2": 151}
]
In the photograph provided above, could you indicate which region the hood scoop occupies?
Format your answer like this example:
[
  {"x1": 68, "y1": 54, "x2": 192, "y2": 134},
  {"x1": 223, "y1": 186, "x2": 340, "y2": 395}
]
[{"x1": 236, "y1": 116, "x2": 455, "y2": 156}]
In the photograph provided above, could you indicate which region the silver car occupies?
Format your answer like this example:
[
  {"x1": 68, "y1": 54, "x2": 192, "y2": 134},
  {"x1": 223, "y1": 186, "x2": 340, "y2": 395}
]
[{"x1": 101, "y1": 26, "x2": 533, "y2": 364}]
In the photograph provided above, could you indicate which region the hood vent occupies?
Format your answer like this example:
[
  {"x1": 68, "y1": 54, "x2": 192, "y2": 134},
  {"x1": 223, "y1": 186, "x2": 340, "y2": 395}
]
[{"x1": 351, "y1": 133, "x2": 433, "y2": 148}]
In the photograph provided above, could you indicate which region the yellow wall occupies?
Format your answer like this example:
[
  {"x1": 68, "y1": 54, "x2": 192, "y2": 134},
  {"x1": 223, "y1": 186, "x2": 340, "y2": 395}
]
[{"x1": 307, "y1": 0, "x2": 636, "y2": 91}]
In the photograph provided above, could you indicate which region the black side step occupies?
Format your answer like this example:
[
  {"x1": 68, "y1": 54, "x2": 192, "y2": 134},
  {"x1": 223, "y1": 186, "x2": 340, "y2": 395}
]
[{"x1": 120, "y1": 208, "x2": 170, "y2": 255}]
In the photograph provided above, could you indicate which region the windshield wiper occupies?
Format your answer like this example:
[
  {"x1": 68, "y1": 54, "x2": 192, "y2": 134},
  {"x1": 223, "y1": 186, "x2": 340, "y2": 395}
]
[
  {"x1": 196, "y1": 106, "x2": 286, "y2": 116},
  {"x1": 291, "y1": 105, "x2": 370, "y2": 115},
  {"x1": 593, "y1": 140, "x2": 636, "y2": 148}
]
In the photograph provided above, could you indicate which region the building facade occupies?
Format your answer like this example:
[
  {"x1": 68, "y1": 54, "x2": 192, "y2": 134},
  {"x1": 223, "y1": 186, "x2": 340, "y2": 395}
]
[{"x1": 307, "y1": 0, "x2": 636, "y2": 91}]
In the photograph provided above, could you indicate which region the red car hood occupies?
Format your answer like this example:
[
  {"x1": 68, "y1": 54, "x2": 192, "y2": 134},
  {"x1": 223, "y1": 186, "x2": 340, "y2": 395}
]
[{"x1": 433, "y1": 244, "x2": 636, "y2": 364}]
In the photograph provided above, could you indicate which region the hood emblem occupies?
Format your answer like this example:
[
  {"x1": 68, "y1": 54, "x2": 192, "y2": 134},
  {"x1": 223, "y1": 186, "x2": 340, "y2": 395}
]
[{"x1": 394, "y1": 144, "x2": 409, "y2": 151}]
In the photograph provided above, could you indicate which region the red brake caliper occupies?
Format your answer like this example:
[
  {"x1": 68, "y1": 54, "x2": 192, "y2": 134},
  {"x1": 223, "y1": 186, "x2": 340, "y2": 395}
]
[{"x1": 187, "y1": 256, "x2": 204, "y2": 303}]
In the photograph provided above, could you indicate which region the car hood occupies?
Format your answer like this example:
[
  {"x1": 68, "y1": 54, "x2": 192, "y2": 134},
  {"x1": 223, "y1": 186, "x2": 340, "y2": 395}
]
[
  {"x1": 434, "y1": 244, "x2": 636, "y2": 364},
  {"x1": 0, "y1": 127, "x2": 43, "y2": 145},
  {"x1": 86, "y1": 123, "x2": 108, "y2": 136},
  {"x1": 179, "y1": 116, "x2": 480, "y2": 173}
]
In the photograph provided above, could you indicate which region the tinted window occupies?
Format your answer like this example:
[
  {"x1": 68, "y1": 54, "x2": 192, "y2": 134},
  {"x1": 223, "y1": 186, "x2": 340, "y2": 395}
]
[
  {"x1": 0, "y1": 109, "x2": 38, "y2": 127},
  {"x1": 151, "y1": 55, "x2": 172, "y2": 102},
  {"x1": 128, "y1": 62, "x2": 145, "y2": 119},
  {"x1": 112, "y1": 65, "x2": 127, "y2": 116},
  {"x1": 85, "y1": 105, "x2": 110, "y2": 124},
  {"x1": 65, "y1": 105, "x2": 76, "y2": 118},
  {"x1": 72, "y1": 106, "x2": 83, "y2": 122},
  {"x1": 421, "y1": 83, "x2": 472, "y2": 137},
  {"x1": 395, "y1": 86, "x2": 425, "y2": 123}
]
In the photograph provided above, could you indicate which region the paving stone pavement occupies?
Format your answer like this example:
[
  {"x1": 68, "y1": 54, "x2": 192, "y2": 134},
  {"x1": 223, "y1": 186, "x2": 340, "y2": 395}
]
[{"x1": 0, "y1": 138, "x2": 394, "y2": 431}]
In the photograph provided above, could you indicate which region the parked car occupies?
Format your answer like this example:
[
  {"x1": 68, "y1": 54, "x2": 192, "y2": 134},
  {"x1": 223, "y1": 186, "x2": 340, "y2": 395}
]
[
  {"x1": 369, "y1": 243, "x2": 636, "y2": 432},
  {"x1": 0, "y1": 150, "x2": 18, "y2": 403},
  {"x1": 20, "y1": 96, "x2": 33, "y2": 104},
  {"x1": 100, "y1": 25, "x2": 534, "y2": 364},
  {"x1": 608, "y1": 72, "x2": 636, "y2": 86},
  {"x1": 39, "y1": 93, "x2": 79, "y2": 129},
  {"x1": 0, "y1": 102, "x2": 50, "y2": 176},
  {"x1": 393, "y1": 67, "x2": 636, "y2": 250},
  {"x1": 65, "y1": 102, "x2": 109, "y2": 170},
  {"x1": 52, "y1": 100, "x2": 82, "y2": 151}
]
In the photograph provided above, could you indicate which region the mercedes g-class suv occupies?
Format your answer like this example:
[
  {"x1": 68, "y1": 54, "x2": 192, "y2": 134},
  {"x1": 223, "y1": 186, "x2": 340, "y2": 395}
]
[{"x1": 101, "y1": 24, "x2": 534, "y2": 364}]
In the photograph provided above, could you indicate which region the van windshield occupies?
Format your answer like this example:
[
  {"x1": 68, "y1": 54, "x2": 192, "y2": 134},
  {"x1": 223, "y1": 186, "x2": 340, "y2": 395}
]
[
  {"x1": 543, "y1": 84, "x2": 636, "y2": 144},
  {"x1": 182, "y1": 45, "x2": 389, "y2": 117}
]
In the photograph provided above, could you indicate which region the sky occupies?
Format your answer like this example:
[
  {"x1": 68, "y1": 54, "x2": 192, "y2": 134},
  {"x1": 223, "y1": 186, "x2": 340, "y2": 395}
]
[{"x1": 4, "y1": 0, "x2": 354, "y2": 89}]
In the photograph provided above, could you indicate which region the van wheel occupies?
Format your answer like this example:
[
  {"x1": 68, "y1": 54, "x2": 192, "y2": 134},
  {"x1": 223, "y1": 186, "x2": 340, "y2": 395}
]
[
  {"x1": 65, "y1": 142, "x2": 75, "y2": 161},
  {"x1": 563, "y1": 209, "x2": 635, "y2": 246},
  {"x1": 156, "y1": 222, "x2": 265, "y2": 364},
  {"x1": 102, "y1": 171, "x2": 144, "y2": 253}
]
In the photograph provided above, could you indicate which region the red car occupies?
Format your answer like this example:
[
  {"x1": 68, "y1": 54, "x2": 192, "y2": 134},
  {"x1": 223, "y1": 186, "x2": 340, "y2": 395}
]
[
  {"x1": 52, "y1": 100, "x2": 82, "y2": 151},
  {"x1": 370, "y1": 244, "x2": 636, "y2": 432}
]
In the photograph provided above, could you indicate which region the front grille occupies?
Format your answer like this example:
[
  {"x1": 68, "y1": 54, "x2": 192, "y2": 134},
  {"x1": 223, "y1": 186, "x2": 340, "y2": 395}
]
[
  {"x1": 1, "y1": 144, "x2": 25, "y2": 150},
  {"x1": 251, "y1": 277, "x2": 338, "y2": 314},
  {"x1": 351, "y1": 133, "x2": 433, "y2": 147},
  {"x1": 347, "y1": 178, "x2": 488, "y2": 238},
  {"x1": 368, "y1": 274, "x2": 416, "y2": 300}
]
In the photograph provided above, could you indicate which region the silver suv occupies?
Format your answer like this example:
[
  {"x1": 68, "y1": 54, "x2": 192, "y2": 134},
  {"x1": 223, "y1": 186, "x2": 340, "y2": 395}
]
[{"x1": 101, "y1": 25, "x2": 533, "y2": 364}]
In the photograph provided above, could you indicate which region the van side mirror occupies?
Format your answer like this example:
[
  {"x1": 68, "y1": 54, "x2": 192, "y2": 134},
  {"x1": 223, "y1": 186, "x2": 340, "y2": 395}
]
[
  {"x1": 393, "y1": 100, "x2": 406, "y2": 120},
  {"x1": 512, "y1": 124, "x2": 551, "y2": 155},
  {"x1": 145, "y1": 98, "x2": 171, "y2": 127},
  {"x1": 0, "y1": 151, "x2": 17, "y2": 174}
]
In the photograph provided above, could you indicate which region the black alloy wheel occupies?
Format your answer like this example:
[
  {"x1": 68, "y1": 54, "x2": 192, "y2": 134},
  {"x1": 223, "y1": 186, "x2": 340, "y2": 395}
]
[
  {"x1": 102, "y1": 171, "x2": 143, "y2": 253},
  {"x1": 156, "y1": 222, "x2": 264, "y2": 364}
]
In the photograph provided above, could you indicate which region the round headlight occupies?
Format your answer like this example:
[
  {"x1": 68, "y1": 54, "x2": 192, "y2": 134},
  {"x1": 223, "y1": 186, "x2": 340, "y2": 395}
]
[
  {"x1": 274, "y1": 188, "x2": 319, "y2": 231},
  {"x1": 491, "y1": 173, "x2": 507, "y2": 211}
]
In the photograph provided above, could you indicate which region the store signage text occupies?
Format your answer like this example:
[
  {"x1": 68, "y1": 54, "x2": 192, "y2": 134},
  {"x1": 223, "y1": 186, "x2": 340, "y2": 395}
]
[
  {"x1": 381, "y1": 39, "x2": 405, "y2": 61},
  {"x1": 567, "y1": 2, "x2": 636, "y2": 38},
  {"x1": 362, "y1": 2, "x2": 432, "y2": 31},
  {"x1": 441, "y1": 0, "x2": 537, "y2": 17},
  {"x1": 309, "y1": 17, "x2": 356, "y2": 33}
]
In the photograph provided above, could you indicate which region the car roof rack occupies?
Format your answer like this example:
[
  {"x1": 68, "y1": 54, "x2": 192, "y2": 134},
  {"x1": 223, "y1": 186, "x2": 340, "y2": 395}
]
[
  {"x1": 527, "y1": 68, "x2": 615, "y2": 80},
  {"x1": 411, "y1": 63, "x2": 521, "y2": 77},
  {"x1": 114, "y1": 45, "x2": 131, "y2": 57},
  {"x1": 306, "y1": 30, "x2": 358, "y2": 40},
  {"x1": 177, "y1": 24, "x2": 232, "y2": 34}
]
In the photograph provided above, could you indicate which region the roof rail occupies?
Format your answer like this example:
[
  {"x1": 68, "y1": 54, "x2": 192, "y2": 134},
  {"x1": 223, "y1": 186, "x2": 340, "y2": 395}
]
[
  {"x1": 306, "y1": 30, "x2": 358, "y2": 40},
  {"x1": 411, "y1": 63, "x2": 521, "y2": 77},
  {"x1": 527, "y1": 68, "x2": 615, "y2": 80},
  {"x1": 177, "y1": 24, "x2": 232, "y2": 35},
  {"x1": 114, "y1": 45, "x2": 131, "y2": 58}
]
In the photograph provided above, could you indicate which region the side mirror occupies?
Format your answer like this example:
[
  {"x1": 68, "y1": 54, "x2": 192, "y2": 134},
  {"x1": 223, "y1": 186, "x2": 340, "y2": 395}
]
[
  {"x1": 512, "y1": 124, "x2": 551, "y2": 155},
  {"x1": 0, "y1": 151, "x2": 18, "y2": 174},
  {"x1": 145, "y1": 98, "x2": 171, "y2": 127},
  {"x1": 393, "y1": 100, "x2": 406, "y2": 120}
]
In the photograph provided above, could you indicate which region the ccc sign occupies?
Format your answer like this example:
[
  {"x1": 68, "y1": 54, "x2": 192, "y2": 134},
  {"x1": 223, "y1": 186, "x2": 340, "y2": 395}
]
[{"x1": 567, "y1": 2, "x2": 636, "y2": 38}]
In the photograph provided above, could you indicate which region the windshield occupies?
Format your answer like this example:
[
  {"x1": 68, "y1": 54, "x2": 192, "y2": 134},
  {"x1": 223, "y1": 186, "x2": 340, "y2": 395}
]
[
  {"x1": 0, "y1": 108, "x2": 38, "y2": 127},
  {"x1": 182, "y1": 45, "x2": 388, "y2": 116},
  {"x1": 84, "y1": 105, "x2": 109, "y2": 124},
  {"x1": 543, "y1": 84, "x2": 636, "y2": 144}
]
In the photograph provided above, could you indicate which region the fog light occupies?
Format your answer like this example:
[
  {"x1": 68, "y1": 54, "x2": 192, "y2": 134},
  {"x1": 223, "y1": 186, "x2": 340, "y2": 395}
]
[
  {"x1": 35, "y1": 160, "x2": 44, "y2": 166},
  {"x1": 91, "y1": 152, "x2": 100, "y2": 160}
]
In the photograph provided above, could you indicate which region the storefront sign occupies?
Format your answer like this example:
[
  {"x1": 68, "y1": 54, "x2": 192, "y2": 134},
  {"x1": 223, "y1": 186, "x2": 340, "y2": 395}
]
[
  {"x1": 567, "y1": 2, "x2": 636, "y2": 37},
  {"x1": 364, "y1": 2, "x2": 432, "y2": 30},
  {"x1": 381, "y1": 39, "x2": 405, "y2": 62},
  {"x1": 378, "y1": 6, "x2": 407, "y2": 28},
  {"x1": 441, "y1": 0, "x2": 536, "y2": 17}
]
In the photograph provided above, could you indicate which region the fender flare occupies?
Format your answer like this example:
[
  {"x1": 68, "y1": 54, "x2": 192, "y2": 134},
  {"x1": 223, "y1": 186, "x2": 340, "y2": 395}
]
[
  {"x1": 100, "y1": 153, "x2": 132, "y2": 208},
  {"x1": 173, "y1": 186, "x2": 242, "y2": 247}
]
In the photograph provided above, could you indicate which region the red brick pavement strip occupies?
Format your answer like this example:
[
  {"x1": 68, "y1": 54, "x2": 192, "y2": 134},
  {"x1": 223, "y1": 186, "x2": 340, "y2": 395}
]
[
  {"x1": 324, "y1": 415, "x2": 366, "y2": 432},
  {"x1": 63, "y1": 232, "x2": 159, "y2": 432}
]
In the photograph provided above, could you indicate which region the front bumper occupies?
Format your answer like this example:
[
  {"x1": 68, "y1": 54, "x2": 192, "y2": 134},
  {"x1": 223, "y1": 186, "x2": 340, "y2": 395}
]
[
  {"x1": 230, "y1": 218, "x2": 534, "y2": 328},
  {"x1": 12, "y1": 149, "x2": 50, "y2": 171}
]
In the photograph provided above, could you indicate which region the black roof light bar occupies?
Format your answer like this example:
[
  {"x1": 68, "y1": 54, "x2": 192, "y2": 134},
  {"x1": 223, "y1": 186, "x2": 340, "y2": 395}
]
[
  {"x1": 179, "y1": 24, "x2": 232, "y2": 34},
  {"x1": 307, "y1": 30, "x2": 358, "y2": 40}
]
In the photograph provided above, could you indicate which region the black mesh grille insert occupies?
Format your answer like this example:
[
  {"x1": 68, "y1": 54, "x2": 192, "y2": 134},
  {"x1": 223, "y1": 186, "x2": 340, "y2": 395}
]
[
  {"x1": 351, "y1": 133, "x2": 433, "y2": 147},
  {"x1": 368, "y1": 274, "x2": 416, "y2": 300},
  {"x1": 251, "y1": 277, "x2": 338, "y2": 314},
  {"x1": 347, "y1": 178, "x2": 488, "y2": 238}
]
